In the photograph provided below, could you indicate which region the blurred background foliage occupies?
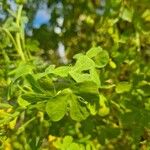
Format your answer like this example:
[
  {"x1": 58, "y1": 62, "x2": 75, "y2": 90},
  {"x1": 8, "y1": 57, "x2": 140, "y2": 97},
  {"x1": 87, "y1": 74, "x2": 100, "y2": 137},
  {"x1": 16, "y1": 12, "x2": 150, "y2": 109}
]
[
  {"x1": 0, "y1": 0, "x2": 149, "y2": 63},
  {"x1": 0, "y1": 0, "x2": 150, "y2": 149}
]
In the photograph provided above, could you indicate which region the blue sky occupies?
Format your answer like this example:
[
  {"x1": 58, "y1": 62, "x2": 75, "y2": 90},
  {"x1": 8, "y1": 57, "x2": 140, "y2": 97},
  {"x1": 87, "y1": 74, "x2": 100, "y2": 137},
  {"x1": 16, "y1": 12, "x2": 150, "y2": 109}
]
[
  {"x1": 4, "y1": 0, "x2": 50, "y2": 28},
  {"x1": 33, "y1": 9, "x2": 50, "y2": 28}
]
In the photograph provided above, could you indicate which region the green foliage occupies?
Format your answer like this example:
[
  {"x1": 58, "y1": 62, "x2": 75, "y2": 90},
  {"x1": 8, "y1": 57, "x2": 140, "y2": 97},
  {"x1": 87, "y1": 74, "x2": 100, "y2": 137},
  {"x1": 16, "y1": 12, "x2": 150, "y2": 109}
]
[
  {"x1": 115, "y1": 82, "x2": 132, "y2": 93},
  {"x1": 0, "y1": 0, "x2": 150, "y2": 149},
  {"x1": 46, "y1": 90, "x2": 68, "y2": 122}
]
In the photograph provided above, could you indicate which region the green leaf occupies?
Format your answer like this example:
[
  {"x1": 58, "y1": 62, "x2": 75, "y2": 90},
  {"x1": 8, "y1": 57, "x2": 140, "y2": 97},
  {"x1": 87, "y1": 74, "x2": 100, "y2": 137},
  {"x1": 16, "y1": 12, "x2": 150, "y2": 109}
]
[
  {"x1": 0, "y1": 103, "x2": 12, "y2": 109},
  {"x1": 75, "y1": 82, "x2": 99, "y2": 94},
  {"x1": 9, "y1": 62, "x2": 33, "y2": 80},
  {"x1": 69, "y1": 143, "x2": 80, "y2": 150},
  {"x1": 21, "y1": 93, "x2": 51, "y2": 103},
  {"x1": 98, "y1": 94, "x2": 110, "y2": 117},
  {"x1": 87, "y1": 103, "x2": 97, "y2": 115},
  {"x1": 53, "y1": 66, "x2": 71, "y2": 77},
  {"x1": 99, "y1": 94, "x2": 107, "y2": 107},
  {"x1": 94, "y1": 50, "x2": 109, "y2": 68},
  {"x1": 115, "y1": 82, "x2": 132, "y2": 93},
  {"x1": 45, "y1": 65, "x2": 55, "y2": 74},
  {"x1": 142, "y1": 9, "x2": 150, "y2": 21},
  {"x1": 74, "y1": 82, "x2": 99, "y2": 103},
  {"x1": 99, "y1": 84, "x2": 115, "y2": 89},
  {"x1": 25, "y1": 74, "x2": 44, "y2": 93},
  {"x1": 34, "y1": 65, "x2": 55, "y2": 79},
  {"x1": 86, "y1": 47, "x2": 102, "y2": 58},
  {"x1": 17, "y1": 96, "x2": 30, "y2": 107},
  {"x1": 69, "y1": 71, "x2": 91, "y2": 83},
  {"x1": 99, "y1": 106, "x2": 110, "y2": 117},
  {"x1": 69, "y1": 94, "x2": 89, "y2": 121},
  {"x1": 73, "y1": 53, "x2": 84, "y2": 59},
  {"x1": 38, "y1": 77, "x2": 54, "y2": 93},
  {"x1": 74, "y1": 55, "x2": 95, "y2": 71},
  {"x1": 62, "y1": 136, "x2": 73, "y2": 148},
  {"x1": 90, "y1": 68, "x2": 100, "y2": 86},
  {"x1": 0, "y1": 111, "x2": 20, "y2": 127},
  {"x1": 46, "y1": 91, "x2": 68, "y2": 121},
  {"x1": 69, "y1": 54, "x2": 101, "y2": 86},
  {"x1": 120, "y1": 7, "x2": 133, "y2": 22},
  {"x1": 69, "y1": 68, "x2": 100, "y2": 86},
  {"x1": 54, "y1": 136, "x2": 80, "y2": 150}
]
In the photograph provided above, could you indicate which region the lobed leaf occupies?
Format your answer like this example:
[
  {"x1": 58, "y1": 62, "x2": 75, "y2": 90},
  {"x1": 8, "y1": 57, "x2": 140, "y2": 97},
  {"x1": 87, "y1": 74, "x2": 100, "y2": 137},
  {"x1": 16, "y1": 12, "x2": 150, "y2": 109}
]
[{"x1": 46, "y1": 91, "x2": 69, "y2": 121}]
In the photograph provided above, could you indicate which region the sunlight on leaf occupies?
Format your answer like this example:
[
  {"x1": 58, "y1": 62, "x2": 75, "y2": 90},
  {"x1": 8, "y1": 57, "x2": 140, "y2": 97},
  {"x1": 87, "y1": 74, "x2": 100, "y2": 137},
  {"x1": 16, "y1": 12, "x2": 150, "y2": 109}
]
[{"x1": 115, "y1": 82, "x2": 132, "y2": 93}]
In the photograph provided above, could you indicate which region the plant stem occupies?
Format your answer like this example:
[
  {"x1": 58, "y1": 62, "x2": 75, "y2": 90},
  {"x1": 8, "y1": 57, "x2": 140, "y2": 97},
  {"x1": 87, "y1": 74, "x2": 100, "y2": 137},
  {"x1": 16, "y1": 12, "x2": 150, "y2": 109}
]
[
  {"x1": 0, "y1": 28, "x2": 18, "y2": 51},
  {"x1": 16, "y1": 5, "x2": 25, "y2": 61}
]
